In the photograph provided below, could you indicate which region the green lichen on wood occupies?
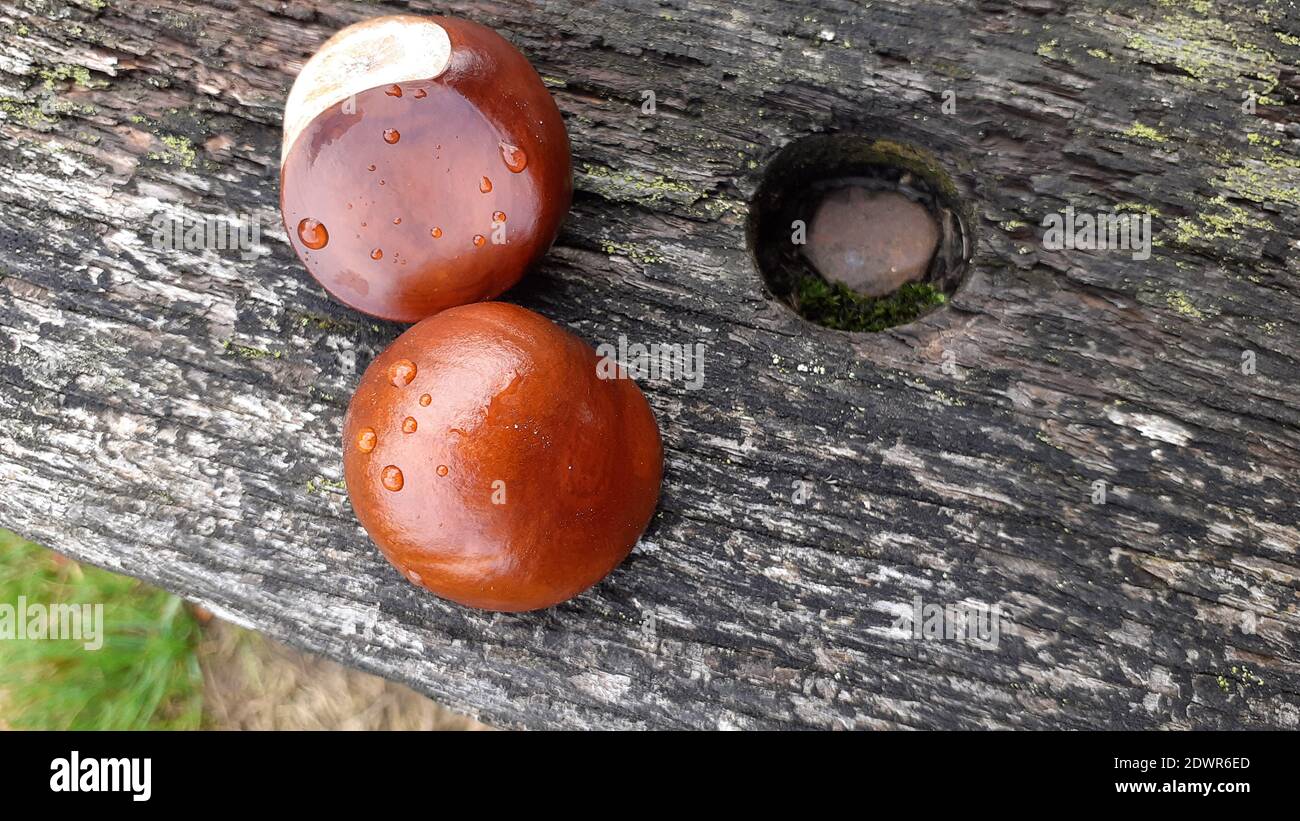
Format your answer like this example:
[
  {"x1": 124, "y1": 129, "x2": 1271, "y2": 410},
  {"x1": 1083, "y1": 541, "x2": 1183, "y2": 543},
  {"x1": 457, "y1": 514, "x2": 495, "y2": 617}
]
[
  {"x1": 148, "y1": 134, "x2": 198, "y2": 168},
  {"x1": 222, "y1": 340, "x2": 281, "y2": 360},
  {"x1": 292, "y1": 312, "x2": 342, "y2": 332},
  {"x1": 1165, "y1": 290, "x2": 1208, "y2": 320},
  {"x1": 579, "y1": 163, "x2": 703, "y2": 206},
  {"x1": 1215, "y1": 154, "x2": 1300, "y2": 207},
  {"x1": 601, "y1": 241, "x2": 662, "y2": 264},
  {"x1": 856, "y1": 139, "x2": 961, "y2": 199},
  {"x1": 305, "y1": 477, "x2": 346, "y2": 495},
  {"x1": 39, "y1": 64, "x2": 102, "y2": 90},
  {"x1": 1171, "y1": 195, "x2": 1275, "y2": 245},
  {"x1": 1246, "y1": 132, "x2": 1282, "y2": 147},
  {"x1": 1122, "y1": 122, "x2": 1170, "y2": 143},
  {"x1": 0, "y1": 99, "x2": 59, "y2": 129},
  {"x1": 1124, "y1": 5, "x2": 1281, "y2": 93},
  {"x1": 791, "y1": 276, "x2": 947, "y2": 332},
  {"x1": 1156, "y1": 0, "x2": 1214, "y2": 13},
  {"x1": 1117, "y1": 202, "x2": 1162, "y2": 217},
  {"x1": 1217, "y1": 665, "x2": 1265, "y2": 696},
  {"x1": 927, "y1": 59, "x2": 973, "y2": 80}
]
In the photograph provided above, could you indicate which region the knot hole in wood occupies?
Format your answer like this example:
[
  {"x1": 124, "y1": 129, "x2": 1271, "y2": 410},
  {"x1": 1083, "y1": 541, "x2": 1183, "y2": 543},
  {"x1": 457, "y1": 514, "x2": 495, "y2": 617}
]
[{"x1": 748, "y1": 134, "x2": 974, "y2": 333}]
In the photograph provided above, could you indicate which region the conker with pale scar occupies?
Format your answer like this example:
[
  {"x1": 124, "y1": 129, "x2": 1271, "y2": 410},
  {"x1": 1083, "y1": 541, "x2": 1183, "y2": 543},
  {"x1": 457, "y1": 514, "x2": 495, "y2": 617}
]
[
  {"x1": 280, "y1": 15, "x2": 572, "y2": 322},
  {"x1": 804, "y1": 188, "x2": 939, "y2": 298},
  {"x1": 343, "y1": 302, "x2": 663, "y2": 612}
]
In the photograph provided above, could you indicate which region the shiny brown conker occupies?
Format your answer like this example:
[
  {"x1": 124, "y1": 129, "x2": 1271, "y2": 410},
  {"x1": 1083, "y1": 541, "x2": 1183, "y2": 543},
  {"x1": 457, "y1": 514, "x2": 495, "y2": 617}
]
[
  {"x1": 281, "y1": 15, "x2": 572, "y2": 322},
  {"x1": 343, "y1": 302, "x2": 663, "y2": 612}
]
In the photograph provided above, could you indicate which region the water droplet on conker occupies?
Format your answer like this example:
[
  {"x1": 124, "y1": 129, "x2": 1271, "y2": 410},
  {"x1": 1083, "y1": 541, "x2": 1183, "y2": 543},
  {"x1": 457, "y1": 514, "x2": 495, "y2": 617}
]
[
  {"x1": 381, "y1": 465, "x2": 404, "y2": 492},
  {"x1": 297, "y1": 218, "x2": 329, "y2": 250},
  {"x1": 500, "y1": 142, "x2": 527, "y2": 173},
  {"x1": 388, "y1": 358, "x2": 417, "y2": 387},
  {"x1": 356, "y1": 428, "x2": 377, "y2": 453}
]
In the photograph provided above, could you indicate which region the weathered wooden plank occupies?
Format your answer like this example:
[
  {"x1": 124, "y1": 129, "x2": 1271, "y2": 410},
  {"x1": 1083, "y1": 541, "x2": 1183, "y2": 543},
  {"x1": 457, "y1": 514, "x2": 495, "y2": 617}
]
[{"x1": 0, "y1": 0, "x2": 1298, "y2": 729}]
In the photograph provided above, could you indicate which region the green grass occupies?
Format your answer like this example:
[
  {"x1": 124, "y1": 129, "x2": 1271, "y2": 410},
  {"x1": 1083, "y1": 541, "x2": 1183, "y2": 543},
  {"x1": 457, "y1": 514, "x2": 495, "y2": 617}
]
[
  {"x1": 0, "y1": 530, "x2": 203, "y2": 729},
  {"x1": 791, "y1": 275, "x2": 948, "y2": 332}
]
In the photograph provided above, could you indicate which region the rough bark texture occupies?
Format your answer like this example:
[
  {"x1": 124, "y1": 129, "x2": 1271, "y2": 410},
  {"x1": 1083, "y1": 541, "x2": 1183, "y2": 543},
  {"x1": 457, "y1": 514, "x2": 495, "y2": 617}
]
[{"x1": 1, "y1": 0, "x2": 1298, "y2": 729}]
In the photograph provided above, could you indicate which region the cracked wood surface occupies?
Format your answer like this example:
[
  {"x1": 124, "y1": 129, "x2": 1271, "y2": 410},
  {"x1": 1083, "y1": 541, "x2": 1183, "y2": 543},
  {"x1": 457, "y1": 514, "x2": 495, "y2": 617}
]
[{"x1": 1, "y1": 0, "x2": 1298, "y2": 729}]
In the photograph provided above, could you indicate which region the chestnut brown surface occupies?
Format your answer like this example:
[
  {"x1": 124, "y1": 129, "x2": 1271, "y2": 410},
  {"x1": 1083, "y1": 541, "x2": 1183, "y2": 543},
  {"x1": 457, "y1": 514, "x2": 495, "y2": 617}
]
[
  {"x1": 281, "y1": 16, "x2": 572, "y2": 323},
  {"x1": 343, "y1": 302, "x2": 663, "y2": 612},
  {"x1": 803, "y1": 188, "x2": 940, "y2": 298}
]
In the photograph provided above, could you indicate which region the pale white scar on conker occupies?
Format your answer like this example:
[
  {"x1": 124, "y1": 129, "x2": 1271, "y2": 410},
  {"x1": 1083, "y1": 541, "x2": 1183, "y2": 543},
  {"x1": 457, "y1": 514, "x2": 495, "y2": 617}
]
[{"x1": 282, "y1": 16, "x2": 452, "y2": 165}]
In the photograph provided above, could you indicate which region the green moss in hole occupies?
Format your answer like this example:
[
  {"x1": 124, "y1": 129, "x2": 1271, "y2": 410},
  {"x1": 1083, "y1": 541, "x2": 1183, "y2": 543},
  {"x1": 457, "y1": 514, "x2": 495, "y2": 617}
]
[{"x1": 791, "y1": 276, "x2": 947, "y2": 332}]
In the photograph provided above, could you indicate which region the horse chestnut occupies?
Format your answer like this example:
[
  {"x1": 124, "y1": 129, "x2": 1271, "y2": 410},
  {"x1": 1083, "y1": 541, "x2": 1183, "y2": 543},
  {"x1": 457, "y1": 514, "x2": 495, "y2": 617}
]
[
  {"x1": 281, "y1": 15, "x2": 572, "y2": 322},
  {"x1": 343, "y1": 302, "x2": 663, "y2": 611}
]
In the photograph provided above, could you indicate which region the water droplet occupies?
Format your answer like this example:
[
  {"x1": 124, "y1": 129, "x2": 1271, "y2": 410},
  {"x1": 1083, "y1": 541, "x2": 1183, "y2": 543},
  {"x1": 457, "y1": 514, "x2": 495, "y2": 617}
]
[
  {"x1": 436, "y1": 465, "x2": 449, "y2": 477},
  {"x1": 368, "y1": 164, "x2": 376, "y2": 172},
  {"x1": 385, "y1": 84, "x2": 403, "y2": 98},
  {"x1": 297, "y1": 218, "x2": 329, "y2": 250},
  {"x1": 419, "y1": 393, "x2": 432, "y2": 406},
  {"x1": 392, "y1": 217, "x2": 402, "y2": 225},
  {"x1": 383, "y1": 128, "x2": 401, "y2": 144},
  {"x1": 356, "y1": 428, "x2": 377, "y2": 453},
  {"x1": 402, "y1": 416, "x2": 418, "y2": 434},
  {"x1": 414, "y1": 89, "x2": 427, "y2": 99},
  {"x1": 493, "y1": 211, "x2": 507, "y2": 223},
  {"x1": 378, "y1": 179, "x2": 386, "y2": 186},
  {"x1": 500, "y1": 142, "x2": 527, "y2": 173},
  {"x1": 370, "y1": 248, "x2": 384, "y2": 260},
  {"x1": 381, "y1": 465, "x2": 404, "y2": 492},
  {"x1": 479, "y1": 176, "x2": 493, "y2": 193},
  {"x1": 430, "y1": 227, "x2": 443, "y2": 239},
  {"x1": 473, "y1": 235, "x2": 486, "y2": 248},
  {"x1": 388, "y1": 358, "x2": 417, "y2": 387}
]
